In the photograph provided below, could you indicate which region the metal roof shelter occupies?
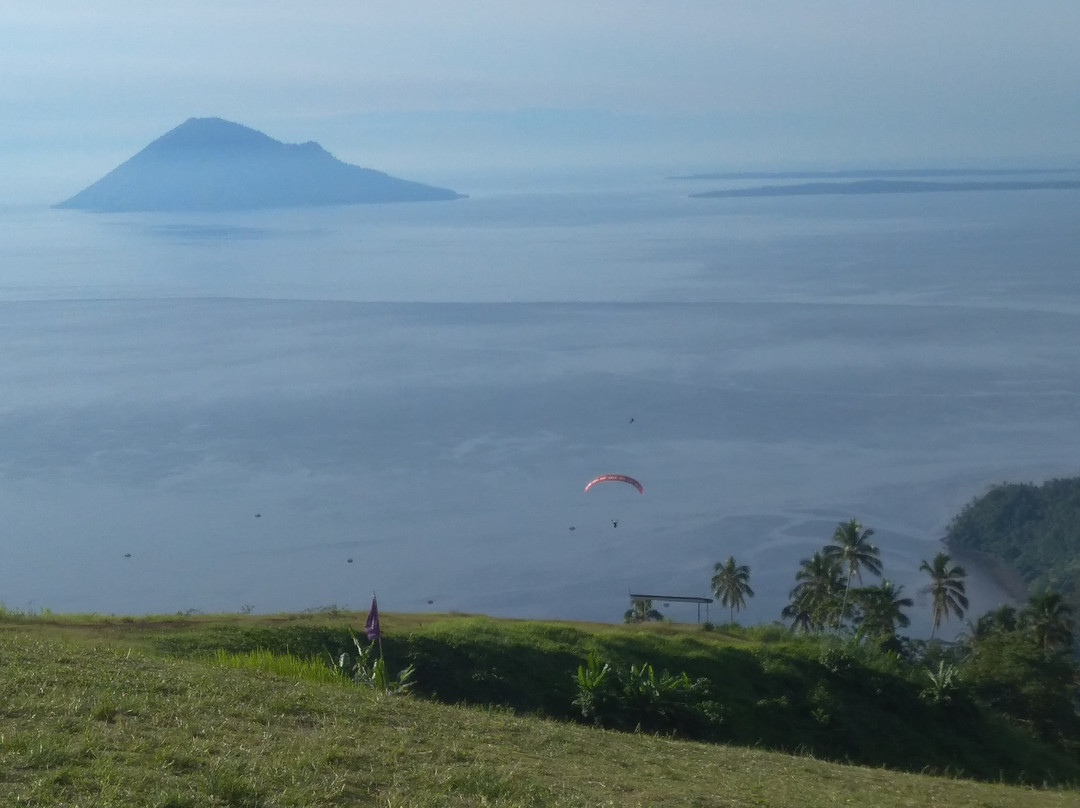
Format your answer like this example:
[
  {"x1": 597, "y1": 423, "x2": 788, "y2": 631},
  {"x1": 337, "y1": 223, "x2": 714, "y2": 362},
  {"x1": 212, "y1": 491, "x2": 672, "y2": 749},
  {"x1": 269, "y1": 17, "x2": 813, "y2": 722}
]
[{"x1": 629, "y1": 592, "x2": 714, "y2": 623}]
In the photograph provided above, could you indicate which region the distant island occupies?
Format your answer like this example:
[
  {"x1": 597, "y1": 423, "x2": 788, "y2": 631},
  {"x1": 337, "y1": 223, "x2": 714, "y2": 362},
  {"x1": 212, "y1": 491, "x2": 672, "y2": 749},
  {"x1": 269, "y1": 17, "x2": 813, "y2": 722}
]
[
  {"x1": 56, "y1": 117, "x2": 464, "y2": 212},
  {"x1": 690, "y1": 178, "x2": 1080, "y2": 199},
  {"x1": 672, "y1": 168, "x2": 1079, "y2": 181}
]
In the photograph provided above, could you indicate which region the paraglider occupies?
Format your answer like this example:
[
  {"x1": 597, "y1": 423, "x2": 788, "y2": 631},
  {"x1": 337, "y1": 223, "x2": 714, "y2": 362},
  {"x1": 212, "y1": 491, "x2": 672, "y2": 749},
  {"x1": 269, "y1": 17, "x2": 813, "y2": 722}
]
[{"x1": 584, "y1": 474, "x2": 643, "y2": 494}]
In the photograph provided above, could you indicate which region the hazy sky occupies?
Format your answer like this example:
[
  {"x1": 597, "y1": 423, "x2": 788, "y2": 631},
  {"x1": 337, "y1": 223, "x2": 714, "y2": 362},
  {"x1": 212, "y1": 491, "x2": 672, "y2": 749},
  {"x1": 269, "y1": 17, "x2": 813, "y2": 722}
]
[{"x1": 4, "y1": 1, "x2": 1080, "y2": 203}]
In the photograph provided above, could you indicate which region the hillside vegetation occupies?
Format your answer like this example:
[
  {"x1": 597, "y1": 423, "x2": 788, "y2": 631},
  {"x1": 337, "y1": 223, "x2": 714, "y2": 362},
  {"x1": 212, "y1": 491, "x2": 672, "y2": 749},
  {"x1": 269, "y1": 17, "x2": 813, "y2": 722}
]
[
  {"x1": 946, "y1": 477, "x2": 1080, "y2": 611},
  {"x1": 2, "y1": 611, "x2": 1078, "y2": 806}
]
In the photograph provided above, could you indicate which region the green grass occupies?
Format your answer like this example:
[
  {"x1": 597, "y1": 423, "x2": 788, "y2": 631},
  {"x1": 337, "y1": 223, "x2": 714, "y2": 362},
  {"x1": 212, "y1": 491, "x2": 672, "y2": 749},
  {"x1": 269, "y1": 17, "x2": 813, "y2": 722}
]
[
  {"x1": 105, "y1": 612, "x2": 1080, "y2": 782},
  {"x1": 1, "y1": 614, "x2": 1078, "y2": 806},
  {"x1": 212, "y1": 648, "x2": 349, "y2": 685}
]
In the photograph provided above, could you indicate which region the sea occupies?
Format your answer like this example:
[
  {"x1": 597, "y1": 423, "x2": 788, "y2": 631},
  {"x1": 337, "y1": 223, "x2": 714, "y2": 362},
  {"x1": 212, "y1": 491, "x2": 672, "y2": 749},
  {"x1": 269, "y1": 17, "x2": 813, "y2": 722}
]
[{"x1": 2, "y1": 172, "x2": 1079, "y2": 637}]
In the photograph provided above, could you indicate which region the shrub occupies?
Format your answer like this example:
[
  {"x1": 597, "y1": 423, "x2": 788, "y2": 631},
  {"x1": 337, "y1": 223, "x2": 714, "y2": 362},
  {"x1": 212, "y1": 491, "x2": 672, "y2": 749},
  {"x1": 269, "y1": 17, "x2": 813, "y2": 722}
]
[
  {"x1": 333, "y1": 633, "x2": 415, "y2": 695},
  {"x1": 920, "y1": 661, "x2": 961, "y2": 706},
  {"x1": 571, "y1": 653, "x2": 723, "y2": 739}
]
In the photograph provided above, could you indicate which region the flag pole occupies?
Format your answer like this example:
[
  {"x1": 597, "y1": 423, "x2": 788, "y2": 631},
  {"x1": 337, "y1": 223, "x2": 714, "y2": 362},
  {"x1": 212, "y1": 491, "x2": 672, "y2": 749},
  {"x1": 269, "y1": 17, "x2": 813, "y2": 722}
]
[
  {"x1": 364, "y1": 592, "x2": 386, "y2": 692},
  {"x1": 366, "y1": 592, "x2": 383, "y2": 659},
  {"x1": 376, "y1": 592, "x2": 383, "y2": 661}
]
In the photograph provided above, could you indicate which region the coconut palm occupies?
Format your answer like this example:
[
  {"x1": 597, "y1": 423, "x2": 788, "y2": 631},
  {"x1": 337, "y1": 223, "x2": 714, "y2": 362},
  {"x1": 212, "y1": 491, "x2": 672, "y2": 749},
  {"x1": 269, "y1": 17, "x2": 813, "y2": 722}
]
[
  {"x1": 780, "y1": 601, "x2": 814, "y2": 634},
  {"x1": 785, "y1": 551, "x2": 845, "y2": 631},
  {"x1": 711, "y1": 556, "x2": 755, "y2": 623},
  {"x1": 919, "y1": 551, "x2": 969, "y2": 640},
  {"x1": 854, "y1": 579, "x2": 913, "y2": 639},
  {"x1": 824, "y1": 518, "x2": 882, "y2": 628},
  {"x1": 624, "y1": 598, "x2": 663, "y2": 624},
  {"x1": 968, "y1": 603, "x2": 1019, "y2": 642},
  {"x1": 1021, "y1": 590, "x2": 1075, "y2": 653}
]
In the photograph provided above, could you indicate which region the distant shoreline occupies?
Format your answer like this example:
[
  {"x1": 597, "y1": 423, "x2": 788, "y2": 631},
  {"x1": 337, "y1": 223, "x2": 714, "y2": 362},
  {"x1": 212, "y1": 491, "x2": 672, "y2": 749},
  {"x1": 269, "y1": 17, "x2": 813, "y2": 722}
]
[
  {"x1": 672, "y1": 167, "x2": 1080, "y2": 181},
  {"x1": 690, "y1": 179, "x2": 1080, "y2": 199},
  {"x1": 947, "y1": 544, "x2": 1030, "y2": 604}
]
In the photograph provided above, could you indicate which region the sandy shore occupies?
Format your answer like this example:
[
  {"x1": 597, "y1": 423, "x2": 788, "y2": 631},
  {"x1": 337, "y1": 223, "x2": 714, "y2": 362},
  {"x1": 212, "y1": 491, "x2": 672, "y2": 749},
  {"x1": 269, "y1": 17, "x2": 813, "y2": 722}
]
[{"x1": 946, "y1": 543, "x2": 1031, "y2": 604}]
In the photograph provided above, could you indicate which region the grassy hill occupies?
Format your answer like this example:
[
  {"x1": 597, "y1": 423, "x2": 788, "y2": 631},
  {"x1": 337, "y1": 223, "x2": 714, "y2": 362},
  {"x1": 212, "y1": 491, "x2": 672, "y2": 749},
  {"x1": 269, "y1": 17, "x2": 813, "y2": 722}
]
[{"x1": 1, "y1": 610, "x2": 1078, "y2": 807}]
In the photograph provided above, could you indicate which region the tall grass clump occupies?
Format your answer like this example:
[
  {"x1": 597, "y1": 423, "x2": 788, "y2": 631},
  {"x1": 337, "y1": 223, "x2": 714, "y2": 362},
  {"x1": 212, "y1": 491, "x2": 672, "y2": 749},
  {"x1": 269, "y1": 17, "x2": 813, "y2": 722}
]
[{"x1": 212, "y1": 648, "x2": 345, "y2": 685}]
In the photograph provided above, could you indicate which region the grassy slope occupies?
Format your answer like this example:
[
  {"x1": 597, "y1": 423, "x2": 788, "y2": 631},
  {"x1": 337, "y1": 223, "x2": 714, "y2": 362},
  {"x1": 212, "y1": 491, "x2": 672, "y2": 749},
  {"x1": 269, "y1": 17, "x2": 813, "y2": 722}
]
[
  {"x1": 144, "y1": 614, "x2": 1080, "y2": 782},
  {"x1": 0, "y1": 615, "x2": 1077, "y2": 807}
]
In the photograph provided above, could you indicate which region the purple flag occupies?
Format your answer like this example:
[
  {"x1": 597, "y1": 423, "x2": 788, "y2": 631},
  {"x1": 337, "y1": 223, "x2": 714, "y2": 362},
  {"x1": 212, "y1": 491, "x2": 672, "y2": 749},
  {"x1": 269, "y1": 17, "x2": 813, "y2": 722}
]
[{"x1": 364, "y1": 596, "x2": 380, "y2": 641}]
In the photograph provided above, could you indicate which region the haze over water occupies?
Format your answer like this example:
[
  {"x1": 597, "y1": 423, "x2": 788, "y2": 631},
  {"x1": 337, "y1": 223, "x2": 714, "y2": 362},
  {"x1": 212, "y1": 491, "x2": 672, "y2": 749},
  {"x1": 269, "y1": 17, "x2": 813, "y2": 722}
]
[{"x1": 2, "y1": 177, "x2": 1079, "y2": 636}]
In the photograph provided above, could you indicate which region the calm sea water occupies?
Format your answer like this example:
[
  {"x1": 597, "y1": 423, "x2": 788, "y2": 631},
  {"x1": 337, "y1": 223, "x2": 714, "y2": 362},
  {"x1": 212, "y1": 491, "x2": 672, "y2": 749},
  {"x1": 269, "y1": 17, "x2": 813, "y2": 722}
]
[{"x1": 1, "y1": 178, "x2": 1078, "y2": 635}]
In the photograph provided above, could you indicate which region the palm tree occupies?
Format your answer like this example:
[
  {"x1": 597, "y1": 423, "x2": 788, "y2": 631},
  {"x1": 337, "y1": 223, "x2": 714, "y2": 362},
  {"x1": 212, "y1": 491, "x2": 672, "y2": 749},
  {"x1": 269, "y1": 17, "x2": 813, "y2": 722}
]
[
  {"x1": 968, "y1": 603, "x2": 1018, "y2": 641},
  {"x1": 711, "y1": 556, "x2": 755, "y2": 623},
  {"x1": 854, "y1": 580, "x2": 913, "y2": 639},
  {"x1": 919, "y1": 551, "x2": 968, "y2": 640},
  {"x1": 786, "y1": 551, "x2": 845, "y2": 631},
  {"x1": 780, "y1": 601, "x2": 814, "y2": 634},
  {"x1": 624, "y1": 599, "x2": 663, "y2": 624},
  {"x1": 1021, "y1": 590, "x2": 1075, "y2": 653},
  {"x1": 824, "y1": 518, "x2": 882, "y2": 628}
]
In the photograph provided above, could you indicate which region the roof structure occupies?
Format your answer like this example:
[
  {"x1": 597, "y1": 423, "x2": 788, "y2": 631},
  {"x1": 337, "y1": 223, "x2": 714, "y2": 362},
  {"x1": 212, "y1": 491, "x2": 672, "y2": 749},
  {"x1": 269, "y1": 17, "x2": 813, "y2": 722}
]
[{"x1": 628, "y1": 592, "x2": 714, "y2": 623}]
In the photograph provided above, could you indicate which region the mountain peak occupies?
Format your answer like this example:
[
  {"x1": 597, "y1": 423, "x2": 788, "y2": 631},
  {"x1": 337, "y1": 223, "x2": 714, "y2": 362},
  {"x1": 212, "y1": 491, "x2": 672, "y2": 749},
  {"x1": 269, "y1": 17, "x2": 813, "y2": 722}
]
[
  {"x1": 154, "y1": 117, "x2": 280, "y2": 150},
  {"x1": 56, "y1": 118, "x2": 464, "y2": 212}
]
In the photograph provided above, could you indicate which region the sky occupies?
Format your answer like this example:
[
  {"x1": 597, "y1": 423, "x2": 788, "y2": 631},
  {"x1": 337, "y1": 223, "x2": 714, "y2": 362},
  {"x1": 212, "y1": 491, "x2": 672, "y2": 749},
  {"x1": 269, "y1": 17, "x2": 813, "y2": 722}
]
[{"x1": 4, "y1": 1, "x2": 1080, "y2": 204}]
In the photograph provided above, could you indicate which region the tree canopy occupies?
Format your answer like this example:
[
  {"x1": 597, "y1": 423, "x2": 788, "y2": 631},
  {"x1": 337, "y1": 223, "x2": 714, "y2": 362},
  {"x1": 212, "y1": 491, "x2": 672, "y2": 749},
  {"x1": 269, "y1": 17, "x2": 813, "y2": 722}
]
[
  {"x1": 711, "y1": 556, "x2": 755, "y2": 622},
  {"x1": 920, "y1": 552, "x2": 969, "y2": 640},
  {"x1": 945, "y1": 478, "x2": 1080, "y2": 615}
]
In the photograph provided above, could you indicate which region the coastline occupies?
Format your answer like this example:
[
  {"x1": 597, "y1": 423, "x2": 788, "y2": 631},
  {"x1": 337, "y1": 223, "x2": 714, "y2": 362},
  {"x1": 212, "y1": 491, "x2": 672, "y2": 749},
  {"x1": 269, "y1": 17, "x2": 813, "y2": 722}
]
[{"x1": 946, "y1": 543, "x2": 1030, "y2": 604}]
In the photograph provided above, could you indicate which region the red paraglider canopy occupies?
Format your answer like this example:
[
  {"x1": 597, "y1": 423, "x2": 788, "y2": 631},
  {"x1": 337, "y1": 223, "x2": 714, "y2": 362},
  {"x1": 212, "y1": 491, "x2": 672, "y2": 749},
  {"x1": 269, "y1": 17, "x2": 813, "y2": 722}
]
[{"x1": 584, "y1": 474, "x2": 643, "y2": 494}]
